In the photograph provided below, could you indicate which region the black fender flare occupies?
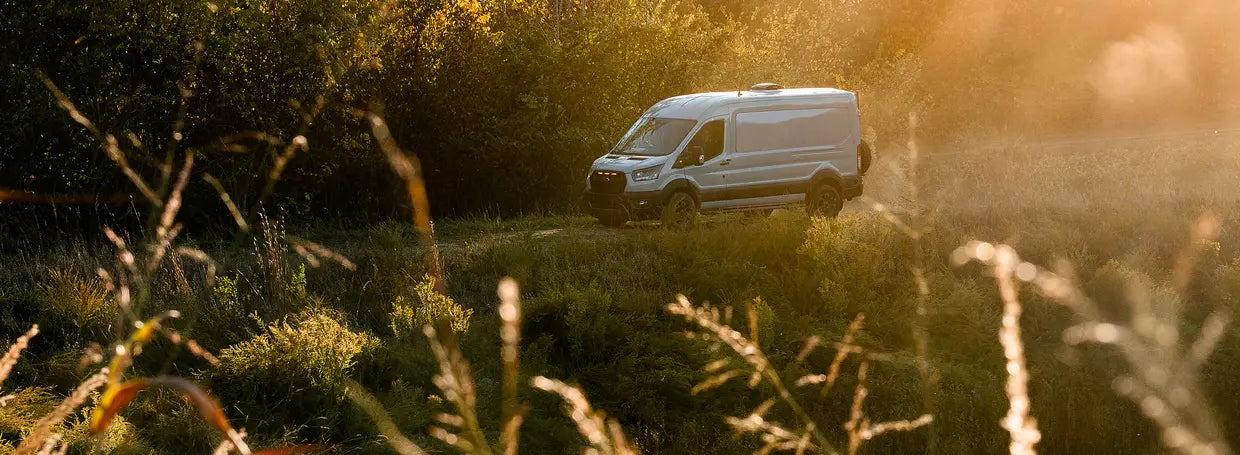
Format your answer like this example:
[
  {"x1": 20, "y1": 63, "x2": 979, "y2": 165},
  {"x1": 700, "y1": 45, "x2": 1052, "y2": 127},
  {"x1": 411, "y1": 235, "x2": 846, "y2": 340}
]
[
  {"x1": 660, "y1": 179, "x2": 700, "y2": 207},
  {"x1": 809, "y1": 169, "x2": 844, "y2": 194}
]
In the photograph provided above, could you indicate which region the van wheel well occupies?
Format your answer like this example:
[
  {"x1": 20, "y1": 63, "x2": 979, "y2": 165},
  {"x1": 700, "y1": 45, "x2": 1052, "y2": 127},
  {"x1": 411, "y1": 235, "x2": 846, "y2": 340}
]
[
  {"x1": 662, "y1": 182, "x2": 700, "y2": 208},
  {"x1": 809, "y1": 173, "x2": 843, "y2": 194}
]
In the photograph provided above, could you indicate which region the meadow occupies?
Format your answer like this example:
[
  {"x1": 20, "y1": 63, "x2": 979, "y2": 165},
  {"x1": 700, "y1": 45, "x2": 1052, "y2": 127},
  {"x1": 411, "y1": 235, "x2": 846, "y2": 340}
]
[
  {"x1": 4, "y1": 1, "x2": 1240, "y2": 452},
  {"x1": 3, "y1": 131, "x2": 1239, "y2": 453}
]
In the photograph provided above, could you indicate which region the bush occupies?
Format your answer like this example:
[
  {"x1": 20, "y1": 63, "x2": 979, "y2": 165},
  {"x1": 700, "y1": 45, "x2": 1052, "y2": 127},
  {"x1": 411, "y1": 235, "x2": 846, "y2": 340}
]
[
  {"x1": 391, "y1": 275, "x2": 472, "y2": 337},
  {"x1": 211, "y1": 310, "x2": 379, "y2": 437},
  {"x1": 193, "y1": 275, "x2": 261, "y2": 350},
  {"x1": 35, "y1": 269, "x2": 116, "y2": 341},
  {"x1": 0, "y1": 387, "x2": 57, "y2": 440}
]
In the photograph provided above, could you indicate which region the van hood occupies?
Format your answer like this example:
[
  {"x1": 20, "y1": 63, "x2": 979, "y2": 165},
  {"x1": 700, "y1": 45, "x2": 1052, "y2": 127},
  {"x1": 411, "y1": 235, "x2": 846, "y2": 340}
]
[{"x1": 591, "y1": 154, "x2": 669, "y2": 172}]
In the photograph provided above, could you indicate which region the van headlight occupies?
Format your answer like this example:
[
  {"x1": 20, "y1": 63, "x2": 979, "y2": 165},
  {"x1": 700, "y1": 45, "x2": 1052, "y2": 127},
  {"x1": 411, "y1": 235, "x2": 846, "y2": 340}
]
[{"x1": 631, "y1": 165, "x2": 661, "y2": 182}]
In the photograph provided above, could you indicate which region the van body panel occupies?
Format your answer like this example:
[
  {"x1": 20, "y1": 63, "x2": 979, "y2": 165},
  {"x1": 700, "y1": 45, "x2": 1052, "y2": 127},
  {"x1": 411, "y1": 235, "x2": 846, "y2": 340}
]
[
  {"x1": 701, "y1": 193, "x2": 803, "y2": 211},
  {"x1": 585, "y1": 87, "x2": 863, "y2": 222}
]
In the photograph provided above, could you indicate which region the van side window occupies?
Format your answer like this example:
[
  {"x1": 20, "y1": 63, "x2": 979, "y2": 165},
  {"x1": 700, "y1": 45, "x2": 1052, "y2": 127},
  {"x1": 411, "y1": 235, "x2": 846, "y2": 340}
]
[
  {"x1": 735, "y1": 108, "x2": 849, "y2": 153},
  {"x1": 678, "y1": 120, "x2": 724, "y2": 167}
]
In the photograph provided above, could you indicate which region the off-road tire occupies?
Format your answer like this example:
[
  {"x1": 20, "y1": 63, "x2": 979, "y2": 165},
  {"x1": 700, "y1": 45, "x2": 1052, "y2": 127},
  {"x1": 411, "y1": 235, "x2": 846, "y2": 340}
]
[
  {"x1": 661, "y1": 192, "x2": 697, "y2": 230},
  {"x1": 807, "y1": 183, "x2": 843, "y2": 218}
]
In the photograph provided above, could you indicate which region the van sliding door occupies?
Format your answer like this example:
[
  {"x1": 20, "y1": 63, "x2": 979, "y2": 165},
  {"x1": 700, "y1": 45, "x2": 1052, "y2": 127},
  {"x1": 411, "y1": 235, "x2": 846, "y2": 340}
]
[{"x1": 729, "y1": 107, "x2": 852, "y2": 198}]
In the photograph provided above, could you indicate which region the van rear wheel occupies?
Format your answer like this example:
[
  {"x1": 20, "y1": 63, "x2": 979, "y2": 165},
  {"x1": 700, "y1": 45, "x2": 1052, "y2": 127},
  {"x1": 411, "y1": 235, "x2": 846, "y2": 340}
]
[
  {"x1": 807, "y1": 183, "x2": 843, "y2": 218},
  {"x1": 662, "y1": 192, "x2": 697, "y2": 230}
]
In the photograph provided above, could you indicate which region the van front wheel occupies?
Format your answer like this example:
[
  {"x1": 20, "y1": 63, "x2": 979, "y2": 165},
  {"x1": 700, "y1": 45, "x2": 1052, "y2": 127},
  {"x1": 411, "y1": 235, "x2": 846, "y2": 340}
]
[
  {"x1": 662, "y1": 192, "x2": 697, "y2": 230},
  {"x1": 807, "y1": 183, "x2": 843, "y2": 218}
]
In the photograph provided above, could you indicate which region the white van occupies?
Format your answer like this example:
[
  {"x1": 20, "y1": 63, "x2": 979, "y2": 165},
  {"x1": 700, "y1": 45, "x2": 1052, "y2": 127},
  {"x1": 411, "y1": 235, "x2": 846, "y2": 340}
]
[{"x1": 584, "y1": 83, "x2": 870, "y2": 229}]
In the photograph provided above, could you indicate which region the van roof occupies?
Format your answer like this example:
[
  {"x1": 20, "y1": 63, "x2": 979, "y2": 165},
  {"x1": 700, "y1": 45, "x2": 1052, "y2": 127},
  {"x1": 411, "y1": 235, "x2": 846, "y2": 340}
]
[{"x1": 644, "y1": 88, "x2": 855, "y2": 120}]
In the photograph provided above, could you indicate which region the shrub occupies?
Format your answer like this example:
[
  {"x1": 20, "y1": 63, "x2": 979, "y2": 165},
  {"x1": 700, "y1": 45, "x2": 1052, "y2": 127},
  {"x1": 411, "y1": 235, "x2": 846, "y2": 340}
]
[
  {"x1": 211, "y1": 310, "x2": 379, "y2": 436},
  {"x1": 391, "y1": 275, "x2": 472, "y2": 337},
  {"x1": 369, "y1": 220, "x2": 411, "y2": 252},
  {"x1": 193, "y1": 275, "x2": 260, "y2": 350},
  {"x1": 0, "y1": 386, "x2": 57, "y2": 439},
  {"x1": 284, "y1": 263, "x2": 309, "y2": 304},
  {"x1": 35, "y1": 269, "x2": 116, "y2": 340},
  {"x1": 0, "y1": 386, "x2": 144, "y2": 453}
]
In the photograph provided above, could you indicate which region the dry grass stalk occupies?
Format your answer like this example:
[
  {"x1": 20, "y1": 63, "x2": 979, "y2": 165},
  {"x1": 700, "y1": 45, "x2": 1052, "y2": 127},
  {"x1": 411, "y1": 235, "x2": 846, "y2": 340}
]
[
  {"x1": 33, "y1": 433, "x2": 61, "y2": 455},
  {"x1": 153, "y1": 152, "x2": 193, "y2": 243},
  {"x1": 0, "y1": 325, "x2": 39, "y2": 389},
  {"x1": 263, "y1": 134, "x2": 310, "y2": 208},
  {"x1": 673, "y1": 296, "x2": 934, "y2": 454},
  {"x1": 860, "y1": 415, "x2": 935, "y2": 440},
  {"x1": 344, "y1": 380, "x2": 429, "y2": 455},
  {"x1": 746, "y1": 298, "x2": 761, "y2": 346},
  {"x1": 724, "y1": 400, "x2": 812, "y2": 455},
  {"x1": 955, "y1": 234, "x2": 1232, "y2": 455},
  {"x1": 244, "y1": 97, "x2": 326, "y2": 224},
  {"x1": 498, "y1": 278, "x2": 523, "y2": 454},
  {"x1": 821, "y1": 314, "x2": 865, "y2": 397},
  {"x1": 951, "y1": 242, "x2": 1042, "y2": 454},
  {"x1": 531, "y1": 376, "x2": 638, "y2": 455},
  {"x1": 992, "y1": 244, "x2": 1041, "y2": 455},
  {"x1": 841, "y1": 358, "x2": 933, "y2": 455},
  {"x1": 364, "y1": 113, "x2": 445, "y2": 292},
  {"x1": 175, "y1": 247, "x2": 219, "y2": 287},
  {"x1": 212, "y1": 429, "x2": 247, "y2": 455},
  {"x1": 843, "y1": 359, "x2": 869, "y2": 455},
  {"x1": 1172, "y1": 211, "x2": 1220, "y2": 294},
  {"x1": 38, "y1": 73, "x2": 161, "y2": 206},
  {"x1": 163, "y1": 329, "x2": 221, "y2": 367},
  {"x1": 14, "y1": 368, "x2": 109, "y2": 455},
  {"x1": 861, "y1": 113, "x2": 941, "y2": 447},
  {"x1": 202, "y1": 173, "x2": 251, "y2": 232},
  {"x1": 667, "y1": 295, "x2": 837, "y2": 454},
  {"x1": 424, "y1": 324, "x2": 493, "y2": 455},
  {"x1": 285, "y1": 236, "x2": 357, "y2": 271}
]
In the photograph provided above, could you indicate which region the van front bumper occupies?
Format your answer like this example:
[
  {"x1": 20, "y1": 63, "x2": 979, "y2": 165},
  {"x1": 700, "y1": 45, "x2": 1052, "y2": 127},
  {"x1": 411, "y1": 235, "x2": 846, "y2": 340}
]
[{"x1": 584, "y1": 190, "x2": 663, "y2": 221}]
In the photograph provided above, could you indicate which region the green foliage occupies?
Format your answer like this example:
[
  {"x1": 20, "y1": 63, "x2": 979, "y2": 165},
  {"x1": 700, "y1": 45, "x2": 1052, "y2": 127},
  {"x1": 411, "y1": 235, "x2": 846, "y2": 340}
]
[
  {"x1": 369, "y1": 220, "x2": 411, "y2": 252},
  {"x1": 211, "y1": 310, "x2": 378, "y2": 436},
  {"x1": 1, "y1": 0, "x2": 920, "y2": 223},
  {"x1": 217, "y1": 310, "x2": 377, "y2": 391},
  {"x1": 284, "y1": 264, "x2": 310, "y2": 303},
  {"x1": 194, "y1": 274, "x2": 259, "y2": 350},
  {"x1": 35, "y1": 269, "x2": 117, "y2": 340},
  {"x1": 212, "y1": 275, "x2": 240, "y2": 311},
  {"x1": 0, "y1": 387, "x2": 57, "y2": 438},
  {"x1": 391, "y1": 275, "x2": 472, "y2": 336},
  {"x1": 0, "y1": 386, "x2": 145, "y2": 453}
]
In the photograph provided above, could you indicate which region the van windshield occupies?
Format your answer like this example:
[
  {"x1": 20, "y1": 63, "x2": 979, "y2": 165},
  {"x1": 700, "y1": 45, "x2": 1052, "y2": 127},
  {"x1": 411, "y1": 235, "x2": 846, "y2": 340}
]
[{"x1": 611, "y1": 117, "x2": 696, "y2": 156}]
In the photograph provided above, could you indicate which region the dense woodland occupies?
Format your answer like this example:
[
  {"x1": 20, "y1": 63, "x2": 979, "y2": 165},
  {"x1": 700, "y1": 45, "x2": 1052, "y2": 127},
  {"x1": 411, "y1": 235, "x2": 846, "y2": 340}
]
[{"x1": 4, "y1": 0, "x2": 1237, "y2": 228}]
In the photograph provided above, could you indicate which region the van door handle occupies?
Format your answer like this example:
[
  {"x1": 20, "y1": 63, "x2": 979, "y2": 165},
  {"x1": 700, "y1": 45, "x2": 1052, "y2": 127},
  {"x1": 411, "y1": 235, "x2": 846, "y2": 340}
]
[{"x1": 719, "y1": 159, "x2": 731, "y2": 166}]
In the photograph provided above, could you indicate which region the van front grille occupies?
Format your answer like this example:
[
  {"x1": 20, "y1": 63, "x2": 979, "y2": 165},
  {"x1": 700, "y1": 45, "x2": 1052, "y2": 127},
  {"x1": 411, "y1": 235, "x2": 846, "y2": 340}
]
[{"x1": 590, "y1": 170, "x2": 626, "y2": 194}]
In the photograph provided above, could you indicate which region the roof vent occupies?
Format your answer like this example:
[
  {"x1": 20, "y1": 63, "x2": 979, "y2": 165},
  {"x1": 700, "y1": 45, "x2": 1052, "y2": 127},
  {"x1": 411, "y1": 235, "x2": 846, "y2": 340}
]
[{"x1": 750, "y1": 82, "x2": 785, "y2": 91}]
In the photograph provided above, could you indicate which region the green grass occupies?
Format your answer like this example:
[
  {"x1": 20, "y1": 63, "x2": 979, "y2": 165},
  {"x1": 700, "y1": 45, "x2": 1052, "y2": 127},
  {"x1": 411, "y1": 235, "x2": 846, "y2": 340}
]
[{"x1": 4, "y1": 138, "x2": 1240, "y2": 453}]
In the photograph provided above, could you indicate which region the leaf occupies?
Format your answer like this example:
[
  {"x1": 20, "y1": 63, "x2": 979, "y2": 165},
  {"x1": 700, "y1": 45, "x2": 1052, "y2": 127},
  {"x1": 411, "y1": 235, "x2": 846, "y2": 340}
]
[
  {"x1": 90, "y1": 378, "x2": 150, "y2": 433},
  {"x1": 90, "y1": 376, "x2": 232, "y2": 436}
]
